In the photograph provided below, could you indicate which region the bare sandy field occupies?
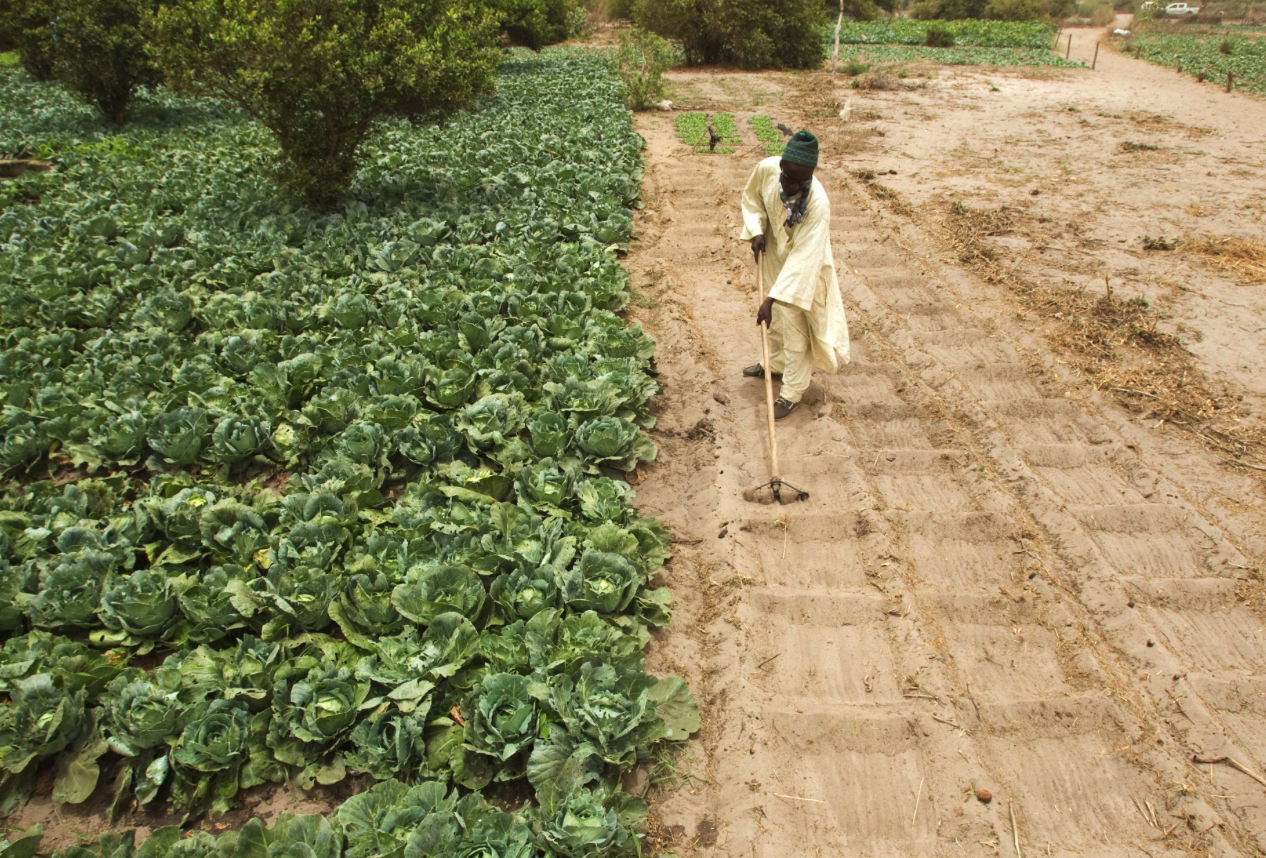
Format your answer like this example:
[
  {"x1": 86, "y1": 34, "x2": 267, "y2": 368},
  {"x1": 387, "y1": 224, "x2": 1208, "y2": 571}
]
[{"x1": 629, "y1": 31, "x2": 1266, "y2": 858}]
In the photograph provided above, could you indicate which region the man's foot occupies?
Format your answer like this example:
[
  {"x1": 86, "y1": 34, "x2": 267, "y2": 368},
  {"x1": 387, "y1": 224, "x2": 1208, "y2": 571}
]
[
  {"x1": 743, "y1": 364, "x2": 783, "y2": 380},
  {"x1": 773, "y1": 397, "x2": 796, "y2": 419}
]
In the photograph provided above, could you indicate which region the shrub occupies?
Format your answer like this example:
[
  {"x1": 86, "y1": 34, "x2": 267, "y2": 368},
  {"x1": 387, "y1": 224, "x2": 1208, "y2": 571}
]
[
  {"x1": 925, "y1": 23, "x2": 956, "y2": 44},
  {"x1": 150, "y1": 0, "x2": 500, "y2": 211},
  {"x1": 46, "y1": 0, "x2": 162, "y2": 125},
  {"x1": 910, "y1": 0, "x2": 944, "y2": 18},
  {"x1": 939, "y1": 0, "x2": 991, "y2": 18},
  {"x1": 985, "y1": 0, "x2": 1045, "y2": 18},
  {"x1": 631, "y1": 0, "x2": 825, "y2": 69},
  {"x1": 1090, "y1": 3, "x2": 1117, "y2": 24},
  {"x1": 615, "y1": 27, "x2": 675, "y2": 109},
  {"x1": 492, "y1": 0, "x2": 584, "y2": 48},
  {"x1": 0, "y1": 0, "x2": 56, "y2": 81},
  {"x1": 1219, "y1": 36, "x2": 1235, "y2": 54},
  {"x1": 843, "y1": 59, "x2": 870, "y2": 74}
]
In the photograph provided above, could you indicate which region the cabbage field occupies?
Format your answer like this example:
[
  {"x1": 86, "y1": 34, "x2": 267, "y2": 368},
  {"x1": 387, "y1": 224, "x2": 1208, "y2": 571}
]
[
  {"x1": 828, "y1": 19, "x2": 1058, "y2": 48},
  {"x1": 0, "y1": 49, "x2": 695, "y2": 858},
  {"x1": 1129, "y1": 33, "x2": 1266, "y2": 94},
  {"x1": 843, "y1": 44, "x2": 1081, "y2": 66}
]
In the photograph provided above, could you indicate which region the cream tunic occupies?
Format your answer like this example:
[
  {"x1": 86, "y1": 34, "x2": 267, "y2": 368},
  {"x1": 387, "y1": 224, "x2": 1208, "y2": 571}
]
[{"x1": 739, "y1": 156, "x2": 850, "y2": 373}]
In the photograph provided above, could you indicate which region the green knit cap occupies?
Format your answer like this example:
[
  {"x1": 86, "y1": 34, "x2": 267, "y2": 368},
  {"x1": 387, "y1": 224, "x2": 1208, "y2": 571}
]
[{"x1": 782, "y1": 130, "x2": 819, "y2": 168}]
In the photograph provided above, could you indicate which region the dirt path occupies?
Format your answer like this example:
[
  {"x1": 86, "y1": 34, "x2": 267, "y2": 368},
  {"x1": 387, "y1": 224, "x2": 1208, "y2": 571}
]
[{"x1": 630, "y1": 48, "x2": 1266, "y2": 858}]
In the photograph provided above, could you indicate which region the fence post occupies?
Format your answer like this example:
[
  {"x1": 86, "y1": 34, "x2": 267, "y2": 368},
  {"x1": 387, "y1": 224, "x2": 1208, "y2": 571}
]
[
  {"x1": 1092, "y1": 40, "x2": 1100, "y2": 69},
  {"x1": 1227, "y1": 71, "x2": 1234, "y2": 92},
  {"x1": 1066, "y1": 33, "x2": 1073, "y2": 60},
  {"x1": 831, "y1": 0, "x2": 843, "y2": 74}
]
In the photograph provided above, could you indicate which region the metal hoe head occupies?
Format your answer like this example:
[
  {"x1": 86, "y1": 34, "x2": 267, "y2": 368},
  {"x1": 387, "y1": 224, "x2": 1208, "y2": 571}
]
[{"x1": 743, "y1": 478, "x2": 810, "y2": 506}]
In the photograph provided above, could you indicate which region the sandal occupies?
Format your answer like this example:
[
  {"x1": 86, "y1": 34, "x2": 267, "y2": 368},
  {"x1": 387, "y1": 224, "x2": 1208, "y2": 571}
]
[
  {"x1": 773, "y1": 397, "x2": 796, "y2": 419},
  {"x1": 742, "y1": 364, "x2": 783, "y2": 381}
]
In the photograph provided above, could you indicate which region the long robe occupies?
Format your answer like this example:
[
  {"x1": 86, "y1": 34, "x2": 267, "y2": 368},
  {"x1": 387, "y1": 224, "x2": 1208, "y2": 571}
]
[{"x1": 739, "y1": 156, "x2": 850, "y2": 375}]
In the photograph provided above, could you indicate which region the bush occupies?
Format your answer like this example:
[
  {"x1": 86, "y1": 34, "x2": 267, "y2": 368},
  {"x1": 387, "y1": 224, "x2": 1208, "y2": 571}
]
[
  {"x1": 1090, "y1": 4, "x2": 1116, "y2": 24},
  {"x1": 150, "y1": 0, "x2": 500, "y2": 211},
  {"x1": 631, "y1": 0, "x2": 825, "y2": 69},
  {"x1": 910, "y1": 0, "x2": 944, "y2": 17},
  {"x1": 985, "y1": 0, "x2": 1045, "y2": 18},
  {"x1": 492, "y1": 0, "x2": 584, "y2": 48},
  {"x1": 0, "y1": 0, "x2": 56, "y2": 81},
  {"x1": 45, "y1": 0, "x2": 161, "y2": 124},
  {"x1": 925, "y1": 23, "x2": 956, "y2": 44},
  {"x1": 615, "y1": 27, "x2": 675, "y2": 109},
  {"x1": 1219, "y1": 36, "x2": 1236, "y2": 54}
]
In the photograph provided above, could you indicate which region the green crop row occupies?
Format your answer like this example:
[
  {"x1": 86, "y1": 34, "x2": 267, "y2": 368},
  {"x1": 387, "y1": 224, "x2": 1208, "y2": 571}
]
[
  {"x1": 1129, "y1": 33, "x2": 1266, "y2": 94},
  {"x1": 825, "y1": 19, "x2": 1057, "y2": 48},
  {"x1": 674, "y1": 111, "x2": 741, "y2": 154},
  {"x1": 0, "y1": 49, "x2": 695, "y2": 857},
  {"x1": 749, "y1": 115, "x2": 785, "y2": 157},
  {"x1": 843, "y1": 44, "x2": 1083, "y2": 66}
]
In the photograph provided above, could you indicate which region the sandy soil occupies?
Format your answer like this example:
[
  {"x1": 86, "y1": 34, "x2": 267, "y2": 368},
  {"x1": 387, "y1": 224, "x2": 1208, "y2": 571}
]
[{"x1": 630, "y1": 33, "x2": 1266, "y2": 858}]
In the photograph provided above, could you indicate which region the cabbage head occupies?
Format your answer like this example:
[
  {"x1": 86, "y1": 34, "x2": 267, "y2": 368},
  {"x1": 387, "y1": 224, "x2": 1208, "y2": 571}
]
[
  {"x1": 145, "y1": 487, "x2": 218, "y2": 545},
  {"x1": 345, "y1": 704, "x2": 428, "y2": 781},
  {"x1": 210, "y1": 416, "x2": 272, "y2": 464},
  {"x1": 174, "y1": 564, "x2": 257, "y2": 643},
  {"x1": 424, "y1": 360, "x2": 477, "y2": 410},
  {"x1": 455, "y1": 394, "x2": 528, "y2": 452},
  {"x1": 332, "y1": 572, "x2": 407, "y2": 640},
  {"x1": 147, "y1": 407, "x2": 212, "y2": 467},
  {"x1": 97, "y1": 570, "x2": 180, "y2": 645},
  {"x1": 526, "y1": 410, "x2": 571, "y2": 459},
  {"x1": 231, "y1": 815, "x2": 342, "y2": 858},
  {"x1": 531, "y1": 786, "x2": 646, "y2": 858},
  {"x1": 391, "y1": 565, "x2": 486, "y2": 627},
  {"x1": 0, "y1": 674, "x2": 85, "y2": 775},
  {"x1": 464, "y1": 674, "x2": 539, "y2": 764},
  {"x1": 198, "y1": 500, "x2": 272, "y2": 567},
  {"x1": 548, "y1": 663, "x2": 657, "y2": 766},
  {"x1": 268, "y1": 666, "x2": 371, "y2": 769},
  {"x1": 573, "y1": 417, "x2": 655, "y2": 473},
  {"x1": 567, "y1": 549, "x2": 641, "y2": 615},
  {"x1": 24, "y1": 552, "x2": 115, "y2": 630},
  {"x1": 490, "y1": 568, "x2": 559, "y2": 622},
  {"x1": 337, "y1": 780, "x2": 452, "y2": 858},
  {"x1": 103, "y1": 678, "x2": 186, "y2": 758},
  {"x1": 167, "y1": 698, "x2": 253, "y2": 815},
  {"x1": 89, "y1": 412, "x2": 148, "y2": 465}
]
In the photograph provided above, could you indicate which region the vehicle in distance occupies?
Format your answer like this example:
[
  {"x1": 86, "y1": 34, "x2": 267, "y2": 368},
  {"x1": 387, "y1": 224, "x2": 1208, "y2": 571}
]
[{"x1": 1163, "y1": 2, "x2": 1200, "y2": 15}]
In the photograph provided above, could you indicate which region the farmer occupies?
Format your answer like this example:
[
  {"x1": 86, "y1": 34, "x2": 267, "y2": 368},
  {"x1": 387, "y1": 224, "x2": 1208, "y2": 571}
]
[{"x1": 739, "y1": 130, "x2": 850, "y2": 419}]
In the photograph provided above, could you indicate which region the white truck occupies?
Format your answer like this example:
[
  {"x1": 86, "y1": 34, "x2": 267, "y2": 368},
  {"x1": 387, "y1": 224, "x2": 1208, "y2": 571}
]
[{"x1": 1163, "y1": 2, "x2": 1200, "y2": 15}]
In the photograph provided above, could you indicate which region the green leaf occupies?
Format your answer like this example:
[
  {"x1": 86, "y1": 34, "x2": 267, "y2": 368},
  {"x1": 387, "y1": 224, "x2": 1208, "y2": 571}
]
[{"x1": 648, "y1": 676, "x2": 700, "y2": 741}]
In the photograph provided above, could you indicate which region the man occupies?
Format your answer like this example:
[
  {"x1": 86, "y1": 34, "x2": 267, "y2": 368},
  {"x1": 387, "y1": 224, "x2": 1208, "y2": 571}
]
[{"x1": 739, "y1": 130, "x2": 850, "y2": 419}]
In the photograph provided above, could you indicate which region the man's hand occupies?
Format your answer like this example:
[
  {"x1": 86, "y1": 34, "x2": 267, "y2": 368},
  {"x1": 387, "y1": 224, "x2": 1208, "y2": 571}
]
[
  {"x1": 756, "y1": 297, "x2": 774, "y2": 328},
  {"x1": 750, "y1": 234, "x2": 766, "y2": 261}
]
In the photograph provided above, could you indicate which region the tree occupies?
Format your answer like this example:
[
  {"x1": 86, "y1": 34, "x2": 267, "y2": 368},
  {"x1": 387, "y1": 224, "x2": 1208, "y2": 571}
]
[
  {"x1": 49, "y1": 0, "x2": 162, "y2": 124},
  {"x1": 632, "y1": 0, "x2": 825, "y2": 69},
  {"x1": 150, "y1": 0, "x2": 501, "y2": 210},
  {"x1": 0, "y1": 0, "x2": 57, "y2": 81}
]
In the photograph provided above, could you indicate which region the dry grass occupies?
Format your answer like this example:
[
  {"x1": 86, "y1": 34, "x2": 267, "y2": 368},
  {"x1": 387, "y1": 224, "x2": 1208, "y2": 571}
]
[
  {"x1": 852, "y1": 170, "x2": 915, "y2": 216},
  {"x1": 1183, "y1": 234, "x2": 1266, "y2": 283},
  {"x1": 941, "y1": 204, "x2": 1266, "y2": 473}
]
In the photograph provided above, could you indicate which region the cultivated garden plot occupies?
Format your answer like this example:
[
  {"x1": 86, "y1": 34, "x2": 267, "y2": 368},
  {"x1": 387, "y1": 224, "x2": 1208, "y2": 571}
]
[
  {"x1": 0, "y1": 50, "x2": 696, "y2": 857},
  {"x1": 1128, "y1": 32, "x2": 1266, "y2": 93},
  {"x1": 629, "y1": 45, "x2": 1266, "y2": 858}
]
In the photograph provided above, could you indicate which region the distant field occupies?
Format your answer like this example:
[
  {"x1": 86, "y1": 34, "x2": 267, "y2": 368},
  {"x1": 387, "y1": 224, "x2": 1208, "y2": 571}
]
[
  {"x1": 826, "y1": 19, "x2": 1058, "y2": 48},
  {"x1": 1130, "y1": 32, "x2": 1266, "y2": 93},
  {"x1": 840, "y1": 44, "x2": 1081, "y2": 66}
]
